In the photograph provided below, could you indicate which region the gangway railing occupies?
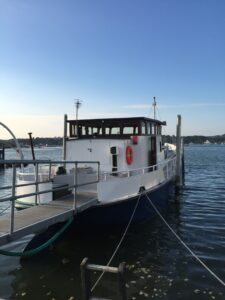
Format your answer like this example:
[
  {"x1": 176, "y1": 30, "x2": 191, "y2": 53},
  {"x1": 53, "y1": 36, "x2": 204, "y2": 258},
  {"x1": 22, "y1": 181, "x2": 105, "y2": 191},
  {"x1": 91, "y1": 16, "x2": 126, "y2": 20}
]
[{"x1": 0, "y1": 160, "x2": 100, "y2": 236}]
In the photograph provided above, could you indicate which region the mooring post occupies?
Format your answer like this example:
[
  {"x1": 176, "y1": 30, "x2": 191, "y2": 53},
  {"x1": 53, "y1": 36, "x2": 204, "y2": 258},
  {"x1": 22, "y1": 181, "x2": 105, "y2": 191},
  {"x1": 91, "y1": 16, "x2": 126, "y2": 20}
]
[
  {"x1": 80, "y1": 258, "x2": 127, "y2": 300},
  {"x1": 175, "y1": 115, "x2": 182, "y2": 187},
  {"x1": 62, "y1": 114, "x2": 67, "y2": 167},
  {"x1": 34, "y1": 163, "x2": 39, "y2": 205},
  {"x1": 80, "y1": 257, "x2": 91, "y2": 300},
  {"x1": 73, "y1": 161, "x2": 78, "y2": 213},
  {"x1": 28, "y1": 132, "x2": 35, "y2": 161},
  {"x1": 10, "y1": 164, "x2": 16, "y2": 234},
  {"x1": 118, "y1": 262, "x2": 127, "y2": 300}
]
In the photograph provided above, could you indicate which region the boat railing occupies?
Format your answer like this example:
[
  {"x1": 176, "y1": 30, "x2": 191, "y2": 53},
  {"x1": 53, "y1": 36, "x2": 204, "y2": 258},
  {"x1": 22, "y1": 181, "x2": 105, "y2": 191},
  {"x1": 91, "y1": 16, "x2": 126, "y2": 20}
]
[
  {"x1": 0, "y1": 159, "x2": 100, "y2": 235},
  {"x1": 101, "y1": 156, "x2": 176, "y2": 181}
]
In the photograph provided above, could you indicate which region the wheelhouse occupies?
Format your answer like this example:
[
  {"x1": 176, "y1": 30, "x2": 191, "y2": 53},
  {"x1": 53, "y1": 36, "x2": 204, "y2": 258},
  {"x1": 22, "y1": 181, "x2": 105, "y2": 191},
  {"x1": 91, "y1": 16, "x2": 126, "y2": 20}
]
[{"x1": 67, "y1": 117, "x2": 166, "y2": 139}]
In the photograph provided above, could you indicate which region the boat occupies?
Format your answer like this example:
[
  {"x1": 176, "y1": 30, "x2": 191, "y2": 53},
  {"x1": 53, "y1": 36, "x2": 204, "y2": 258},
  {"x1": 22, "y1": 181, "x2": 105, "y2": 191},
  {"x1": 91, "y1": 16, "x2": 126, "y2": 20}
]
[
  {"x1": 204, "y1": 139, "x2": 211, "y2": 144},
  {"x1": 15, "y1": 104, "x2": 179, "y2": 228},
  {"x1": 61, "y1": 115, "x2": 176, "y2": 228}
]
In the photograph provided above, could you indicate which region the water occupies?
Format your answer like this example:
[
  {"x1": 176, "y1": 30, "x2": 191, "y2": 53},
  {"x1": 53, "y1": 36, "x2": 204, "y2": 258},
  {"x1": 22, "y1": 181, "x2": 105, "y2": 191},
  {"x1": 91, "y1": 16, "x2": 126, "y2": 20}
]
[{"x1": 0, "y1": 145, "x2": 225, "y2": 299}]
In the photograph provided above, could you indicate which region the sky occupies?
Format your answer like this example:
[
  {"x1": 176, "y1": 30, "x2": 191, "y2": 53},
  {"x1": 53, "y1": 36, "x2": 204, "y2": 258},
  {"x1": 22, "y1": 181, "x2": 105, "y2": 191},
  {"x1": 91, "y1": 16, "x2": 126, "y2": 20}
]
[{"x1": 1, "y1": 0, "x2": 225, "y2": 139}]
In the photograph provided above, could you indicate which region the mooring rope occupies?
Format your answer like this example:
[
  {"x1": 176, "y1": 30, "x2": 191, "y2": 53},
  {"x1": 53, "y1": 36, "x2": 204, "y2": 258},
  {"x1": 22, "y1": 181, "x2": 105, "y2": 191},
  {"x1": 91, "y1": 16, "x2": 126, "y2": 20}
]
[
  {"x1": 91, "y1": 192, "x2": 142, "y2": 292},
  {"x1": 145, "y1": 193, "x2": 225, "y2": 288}
]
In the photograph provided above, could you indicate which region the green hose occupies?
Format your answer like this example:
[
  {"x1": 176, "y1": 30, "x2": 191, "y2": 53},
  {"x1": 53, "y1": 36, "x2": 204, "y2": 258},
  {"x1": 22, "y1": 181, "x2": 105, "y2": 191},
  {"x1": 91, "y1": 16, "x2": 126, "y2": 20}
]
[{"x1": 0, "y1": 216, "x2": 73, "y2": 257}]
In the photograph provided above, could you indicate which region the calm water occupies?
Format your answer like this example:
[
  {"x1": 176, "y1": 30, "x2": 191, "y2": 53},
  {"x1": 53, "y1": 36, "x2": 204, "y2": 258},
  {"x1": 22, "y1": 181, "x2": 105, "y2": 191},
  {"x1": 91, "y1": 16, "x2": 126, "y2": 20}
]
[{"x1": 0, "y1": 145, "x2": 225, "y2": 300}]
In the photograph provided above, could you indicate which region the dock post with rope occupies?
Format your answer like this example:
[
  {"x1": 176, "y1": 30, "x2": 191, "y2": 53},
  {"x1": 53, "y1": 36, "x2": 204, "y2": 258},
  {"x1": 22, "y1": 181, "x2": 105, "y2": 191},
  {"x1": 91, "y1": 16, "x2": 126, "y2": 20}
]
[{"x1": 80, "y1": 257, "x2": 127, "y2": 300}]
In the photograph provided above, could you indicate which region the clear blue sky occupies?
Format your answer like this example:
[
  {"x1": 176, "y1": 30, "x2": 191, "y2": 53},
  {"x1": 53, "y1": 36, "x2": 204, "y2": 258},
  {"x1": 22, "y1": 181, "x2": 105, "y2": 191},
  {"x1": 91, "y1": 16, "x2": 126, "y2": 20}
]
[{"x1": 1, "y1": 0, "x2": 225, "y2": 138}]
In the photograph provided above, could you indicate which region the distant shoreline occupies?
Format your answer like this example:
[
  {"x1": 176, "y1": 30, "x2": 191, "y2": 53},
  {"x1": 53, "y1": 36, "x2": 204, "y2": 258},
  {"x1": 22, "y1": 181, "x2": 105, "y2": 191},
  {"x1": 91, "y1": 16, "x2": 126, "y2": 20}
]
[{"x1": 2, "y1": 134, "x2": 225, "y2": 147}]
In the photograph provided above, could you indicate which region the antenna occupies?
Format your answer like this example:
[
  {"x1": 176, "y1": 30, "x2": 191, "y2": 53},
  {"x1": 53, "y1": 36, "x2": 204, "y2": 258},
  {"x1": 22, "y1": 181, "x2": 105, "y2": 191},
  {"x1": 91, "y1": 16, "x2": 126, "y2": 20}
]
[
  {"x1": 74, "y1": 99, "x2": 82, "y2": 121},
  {"x1": 74, "y1": 99, "x2": 82, "y2": 136},
  {"x1": 152, "y1": 97, "x2": 157, "y2": 119}
]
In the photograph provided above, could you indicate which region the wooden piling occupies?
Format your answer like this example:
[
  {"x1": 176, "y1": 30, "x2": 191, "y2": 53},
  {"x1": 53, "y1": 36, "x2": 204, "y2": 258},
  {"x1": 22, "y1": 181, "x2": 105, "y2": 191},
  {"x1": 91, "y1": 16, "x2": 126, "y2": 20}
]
[
  {"x1": 80, "y1": 257, "x2": 127, "y2": 300},
  {"x1": 62, "y1": 114, "x2": 68, "y2": 165},
  {"x1": 175, "y1": 115, "x2": 182, "y2": 187},
  {"x1": 80, "y1": 258, "x2": 91, "y2": 300}
]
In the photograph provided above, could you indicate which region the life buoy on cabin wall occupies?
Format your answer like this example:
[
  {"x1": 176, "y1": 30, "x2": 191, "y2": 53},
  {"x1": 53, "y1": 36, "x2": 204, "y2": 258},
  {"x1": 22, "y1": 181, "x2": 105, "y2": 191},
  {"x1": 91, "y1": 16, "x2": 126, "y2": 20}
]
[{"x1": 126, "y1": 145, "x2": 133, "y2": 165}]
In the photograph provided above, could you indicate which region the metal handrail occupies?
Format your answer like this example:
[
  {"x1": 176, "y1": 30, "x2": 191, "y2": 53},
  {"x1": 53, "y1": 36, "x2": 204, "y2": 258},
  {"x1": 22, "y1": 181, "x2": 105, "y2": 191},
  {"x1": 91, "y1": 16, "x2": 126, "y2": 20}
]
[
  {"x1": 0, "y1": 180, "x2": 53, "y2": 191},
  {"x1": 0, "y1": 159, "x2": 100, "y2": 235},
  {"x1": 101, "y1": 156, "x2": 176, "y2": 180},
  {"x1": 0, "y1": 159, "x2": 100, "y2": 164},
  {"x1": 0, "y1": 157, "x2": 176, "y2": 235}
]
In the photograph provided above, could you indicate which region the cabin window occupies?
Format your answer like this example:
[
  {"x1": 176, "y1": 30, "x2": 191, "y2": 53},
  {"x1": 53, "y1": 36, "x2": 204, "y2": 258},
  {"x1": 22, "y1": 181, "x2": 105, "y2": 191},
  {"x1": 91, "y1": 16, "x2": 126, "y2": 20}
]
[
  {"x1": 68, "y1": 118, "x2": 163, "y2": 138},
  {"x1": 80, "y1": 126, "x2": 86, "y2": 135},
  {"x1": 123, "y1": 126, "x2": 138, "y2": 135},
  {"x1": 123, "y1": 127, "x2": 133, "y2": 134},
  {"x1": 151, "y1": 124, "x2": 155, "y2": 135},
  {"x1": 141, "y1": 122, "x2": 146, "y2": 135},
  {"x1": 105, "y1": 127, "x2": 110, "y2": 135},
  {"x1": 146, "y1": 123, "x2": 151, "y2": 135},
  {"x1": 158, "y1": 125, "x2": 162, "y2": 135},
  {"x1": 71, "y1": 124, "x2": 76, "y2": 136},
  {"x1": 92, "y1": 127, "x2": 99, "y2": 135},
  {"x1": 111, "y1": 127, "x2": 121, "y2": 134}
]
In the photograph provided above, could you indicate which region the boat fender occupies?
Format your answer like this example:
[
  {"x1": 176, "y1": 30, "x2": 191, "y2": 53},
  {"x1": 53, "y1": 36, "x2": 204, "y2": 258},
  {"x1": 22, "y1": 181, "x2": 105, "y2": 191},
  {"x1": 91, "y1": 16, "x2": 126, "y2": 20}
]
[{"x1": 126, "y1": 146, "x2": 133, "y2": 165}]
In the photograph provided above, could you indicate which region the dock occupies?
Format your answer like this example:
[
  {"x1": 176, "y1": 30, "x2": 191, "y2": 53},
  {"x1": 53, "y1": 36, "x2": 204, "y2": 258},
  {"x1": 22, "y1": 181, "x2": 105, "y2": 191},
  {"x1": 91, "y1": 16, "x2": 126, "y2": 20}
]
[
  {"x1": 0, "y1": 159, "x2": 100, "y2": 248},
  {"x1": 0, "y1": 193, "x2": 98, "y2": 247}
]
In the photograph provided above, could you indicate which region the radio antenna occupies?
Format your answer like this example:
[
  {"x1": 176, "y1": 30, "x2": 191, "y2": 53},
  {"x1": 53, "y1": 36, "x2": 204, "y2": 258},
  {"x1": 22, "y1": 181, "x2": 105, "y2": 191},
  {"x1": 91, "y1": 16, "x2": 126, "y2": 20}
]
[
  {"x1": 152, "y1": 97, "x2": 157, "y2": 119},
  {"x1": 74, "y1": 99, "x2": 82, "y2": 121},
  {"x1": 74, "y1": 99, "x2": 82, "y2": 136}
]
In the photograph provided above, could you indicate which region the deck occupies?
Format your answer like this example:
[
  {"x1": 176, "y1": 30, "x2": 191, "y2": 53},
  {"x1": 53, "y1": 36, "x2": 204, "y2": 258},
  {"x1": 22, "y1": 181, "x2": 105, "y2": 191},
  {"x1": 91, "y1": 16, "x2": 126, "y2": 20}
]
[{"x1": 0, "y1": 192, "x2": 98, "y2": 247}]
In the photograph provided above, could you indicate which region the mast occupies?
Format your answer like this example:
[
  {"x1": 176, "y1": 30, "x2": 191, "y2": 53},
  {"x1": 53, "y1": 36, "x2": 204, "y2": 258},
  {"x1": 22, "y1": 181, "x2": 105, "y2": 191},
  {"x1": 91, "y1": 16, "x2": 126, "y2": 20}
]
[{"x1": 152, "y1": 97, "x2": 157, "y2": 120}]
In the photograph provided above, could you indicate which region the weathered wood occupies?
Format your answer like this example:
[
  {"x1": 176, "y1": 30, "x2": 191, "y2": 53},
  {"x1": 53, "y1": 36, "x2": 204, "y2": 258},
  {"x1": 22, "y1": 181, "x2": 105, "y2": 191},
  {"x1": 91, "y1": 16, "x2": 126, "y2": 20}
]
[
  {"x1": 80, "y1": 258, "x2": 127, "y2": 300},
  {"x1": 81, "y1": 258, "x2": 92, "y2": 300},
  {"x1": 175, "y1": 115, "x2": 182, "y2": 187},
  {"x1": 118, "y1": 262, "x2": 127, "y2": 300}
]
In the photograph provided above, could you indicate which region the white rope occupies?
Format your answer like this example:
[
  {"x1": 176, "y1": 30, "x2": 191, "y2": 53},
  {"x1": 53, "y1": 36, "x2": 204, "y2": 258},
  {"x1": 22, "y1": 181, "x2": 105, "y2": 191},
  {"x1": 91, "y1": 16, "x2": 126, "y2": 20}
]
[
  {"x1": 91, "y1": 192, "x2": 142, "y2": 292},
  {"x1": 145, "y1": 193, "x2": 225, "y2": 288}
]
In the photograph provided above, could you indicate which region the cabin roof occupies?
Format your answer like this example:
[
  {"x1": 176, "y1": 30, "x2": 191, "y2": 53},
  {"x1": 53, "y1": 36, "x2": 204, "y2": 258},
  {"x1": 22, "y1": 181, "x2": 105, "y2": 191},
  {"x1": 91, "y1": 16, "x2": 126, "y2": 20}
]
[{"x1": 67, "y1": 117, "x2": 166, "y2": 126}]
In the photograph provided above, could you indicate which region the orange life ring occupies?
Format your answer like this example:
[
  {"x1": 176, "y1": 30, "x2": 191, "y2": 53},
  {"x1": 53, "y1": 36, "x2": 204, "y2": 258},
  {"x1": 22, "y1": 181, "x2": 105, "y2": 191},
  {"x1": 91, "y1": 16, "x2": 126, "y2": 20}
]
[{"x1": 126, "y1": 146, "x2": 133, "y2": 165}]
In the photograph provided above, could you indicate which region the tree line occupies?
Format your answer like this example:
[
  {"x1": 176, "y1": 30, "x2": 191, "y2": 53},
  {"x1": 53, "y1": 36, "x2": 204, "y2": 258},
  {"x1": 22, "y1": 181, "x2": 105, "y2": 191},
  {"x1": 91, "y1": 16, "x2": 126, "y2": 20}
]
[
  {"x1": 3, "y1": 134, "x2": 225, "y2": 148},
  {"x1": 163, "y1": 134, "x2": 225, "y2": 144}
]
